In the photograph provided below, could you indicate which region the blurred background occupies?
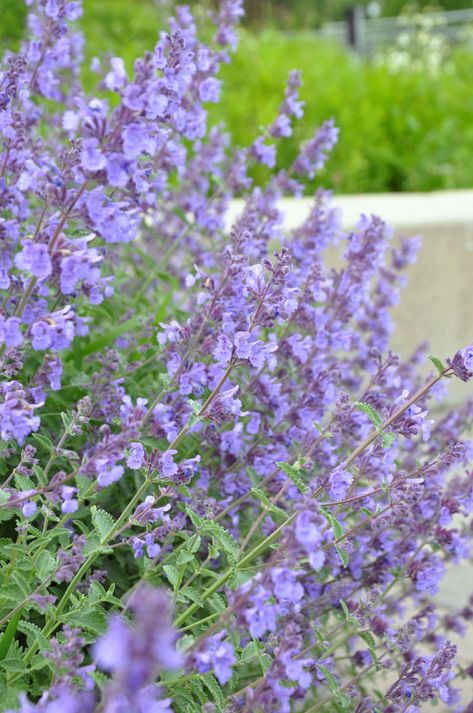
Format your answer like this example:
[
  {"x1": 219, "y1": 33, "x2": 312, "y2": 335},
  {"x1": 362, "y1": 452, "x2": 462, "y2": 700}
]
[{"x1": 2, "y1": 0, "x2": 473, "y2": 194}]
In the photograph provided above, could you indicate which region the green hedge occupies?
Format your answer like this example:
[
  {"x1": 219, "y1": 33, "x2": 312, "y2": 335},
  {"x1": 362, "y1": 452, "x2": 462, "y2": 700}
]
[{"x1": 211, "y1": 31, "x2": 473, "y2": 193}]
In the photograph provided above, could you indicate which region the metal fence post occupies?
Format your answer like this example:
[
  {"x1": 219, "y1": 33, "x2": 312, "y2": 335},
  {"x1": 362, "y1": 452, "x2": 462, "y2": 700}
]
[{"x1": 346, "y1": 5, "x2": 367, "y2": 54}]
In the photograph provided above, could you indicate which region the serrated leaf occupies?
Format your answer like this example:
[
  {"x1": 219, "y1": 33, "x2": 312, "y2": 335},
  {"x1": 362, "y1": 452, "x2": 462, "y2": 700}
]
[
  {"x1": 202, "y1": 673, "x2": 225, "y2": 711},
  {"x1": 335, "y1": 545, "x2": 349, "y2": 568},
  {"x1": 163, "y1": 564, "x2": 180, "y2": 590},
  {"x1": 251, "y1": 488, "x2": 287, "y2": 518},
  {"x1": 240, "y1": 641, "x2": 259, "y2": 662},
  {"x1": 185, "y1": 507, "x2": 203, "y2": 528},
  {"x1": 176, "y1": 550, "x2": 195, "y2": 567},
  {"x1": 320, "y1": 507, "x2": 344, "y2": 540},
  {"x1": 381, "y1": 432, "x2": 396, "y2": 449},
  {"x1": 178, "y1": 586, "x2": 204, "y2": 607},
  {"x1": 318, "y1": 664, "x2": 340, "y2": 692},
  {"x1": 35, "y1": 551, "x2": 56, "y2": 579},
  {"x1": 201, "y1": 521, "x2": 239, "y2": 563},
  {"x1": 82, "y1": 533, "x2": 113, "y2": 557},
  {"x1": 355, "y1": 401, "x2": 383, "y2": 429},
  {"x1": 32, "y1": 433, "x2": 55, "y2": 454},
  {"x1": 0, "y1": 658, "x2": 25, "y2": 673},
  {"x1": 276, "y1": 461, "x2": 307, "y2": 494},
  {"x1": 187, "y1": 535, "x2": 201, "y2": 554},
  {"x1": 91, "y1": 506, "x2": 115, "y2": 543},
  {"x1": 428, "y1": 353, "x2": 446, "y2": 374},
  {"x1": 17, "y1": 621, "x2": 50, "y2": 652},
  {"x1": 359, "y1": 630, "x2": 378, "y2": 660},
  {"x1": 66, "y1": 607, "x2": 107, "y2": 635}
]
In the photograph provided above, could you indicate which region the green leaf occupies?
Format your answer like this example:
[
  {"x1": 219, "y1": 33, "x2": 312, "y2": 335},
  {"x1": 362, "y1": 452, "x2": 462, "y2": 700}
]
[
  {"x1": 335, "y1": 545, "x2": 349, "y2": 568},
  {"x1": 320, "y1": 507, "x2": 344, "y2": 540},
  {"x1": 66, "y1": 607, "x2": 107, "y2": 635},
  {"x1": 251, "y1": 488, "x2": 287, "y2": 518},
  {"x1": 381, "y1": 431, "x2": 396, "y2": 449},
  {"x1": 17, "y1": 621, "x2": 50, "y2": 653},
  {"x1": 202, "y1": 673, "x2": 225, "y2": 711},
  {"x1": 240, "y1": 640, "x2": 260, "y2": 663},
  {"x1": 35, "y1": 551, "x2": 56, "y2": 579},
  {"x1": 359, "y1": 630, "x2": 378, "y2": 661},
  {"x1": 178, "y1": 587, "x2": 204, "y2": 607},
  {"x1": 318, "y1": 664, "x2": 340, "y2": 693},
  {"x1": 176, "y1": 550, "x2": 195, "y2": 567},
  {"x1": 201, "y1": 521, "x2": 239, "y2": 564},
  {"x1": 276, "y1": 461, "x2": 307, "y2": 494},
  {"x1": 187, "y1": 399, "x2": 203, "y2": 428},
  {"x1": 185, "y1": 507, "x2": 203, "y2": 529},
  {"x1": 428, "y1": 353, "x2": 447, "y2": 374},
  {"x1": 354, "y1": 401, "x2": 383, "y2": 429},
  {"x1": 187, "y1": 535, "x2": 201, "y2": 554},
  {"x1": 163, "y1": 564, "x2": 180, "y2": 590},
  {"x1": 31, "y1": 433, "x2": 55, "y2": 454},
  {"x1": 0, "y1": 609, "x2": 23, "y2": 661},
  {"x1": 91, "y1": 506, "x2": 115, "y2": 543},
  {"x1": 0, "y1": 658, "x2": 26, "y2": 673}
]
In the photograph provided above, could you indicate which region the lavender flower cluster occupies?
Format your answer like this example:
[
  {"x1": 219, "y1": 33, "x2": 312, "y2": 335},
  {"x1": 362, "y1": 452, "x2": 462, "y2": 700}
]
[{"x1": 0, "y1": 1, "x2": 472, "y2": 712}]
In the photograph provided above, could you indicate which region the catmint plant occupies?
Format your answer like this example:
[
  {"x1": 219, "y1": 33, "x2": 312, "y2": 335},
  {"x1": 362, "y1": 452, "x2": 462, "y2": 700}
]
[{"x1": 0, "y1": 1, "x2": 472, "y2": 712}]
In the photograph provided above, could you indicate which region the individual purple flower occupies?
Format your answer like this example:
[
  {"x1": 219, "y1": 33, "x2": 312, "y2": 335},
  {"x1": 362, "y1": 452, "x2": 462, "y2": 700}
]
[
  {"x1": 0, "y1": 381, "x2": 43, "y2": 444},
  {"x1": 0, "y1": 316, "x2": 23, "y2": 347},
  {"x1": 270, "y1": 567, "x2": 304, "y2": 602},
  {"x1": 106, "y1": 153, "x2": 129, "y2": 187},
  {"x1": 250, "y1": 136, "x2": 276, "y2": 168},
  {"x1": 448, "y1": 345, "x2": 473, "y2": 382},
  {"x1": 409, "y1": 555, "x2": 445, "y2": 595},
  {"x1": 234, "y1": 331, "x2": 278, "y2": 370},
  {"x1": 158, "y1": 450, "x2": 178, "y2": 478},
  {"x1": 145, "y1": 533, "x2": 161, "y2": 558},
  {"x1": 95, "y1": 458, "x2": 124, "y2": 487},
  {"x1": 126, "y1": 442, "x2": 145, "y2": 469},
  {"x1": 270, "y1": 113, "x2": 292, "y2": 138},
  {"x1": 213, "y1": 334, "x2": 233, "y2": 365},
  {"x1": 194, "y1": 632, "x2": 236, "y2": 685},
  {"x1": 14, "y1": 240, "x2": 52, "y2": 280},
  {"x1": 22, "y1": 500, "x2": 38, "y2": 518},
  {"x1": 122, "y1": 124, "x2": 157, "y2": 160},
  {"x1": 81, "y1": 138, "x2": 106, "y2": 172},
  {"x1": 328, "y1": 465, "x2": 353, "y2": 500},
  {"x1": 45, "y1": 356, "x2": 63, "y2": 391},
  {"x1": 280, "y1": 649, "x2": 312, "y2": 689},
  {"x1": 61, "y1": 485, "x2": 79, "y2": 514},
  {"x1": 199, "y1": 77, "x2": 221, "y2": 103},
  {"x1": 133, "y1": 498, "x2": 171, "y2": 526}
]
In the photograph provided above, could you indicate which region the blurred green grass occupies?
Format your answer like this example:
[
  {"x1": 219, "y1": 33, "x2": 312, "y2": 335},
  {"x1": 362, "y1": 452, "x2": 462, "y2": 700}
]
[{"x1": 2, "y1": 0, "x2": 473, "y2": 193}]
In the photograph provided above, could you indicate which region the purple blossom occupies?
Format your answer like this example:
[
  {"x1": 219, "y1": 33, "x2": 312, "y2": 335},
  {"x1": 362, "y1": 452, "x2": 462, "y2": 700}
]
[
  {"x1": 22, "y1": 500, "x2": 38, "y2": 518},
  {"x1": 158, "y1": 450, "x2": 178, "y2": 478},
  {"x1": 194, "y1": 632, "x2": 236, "y2": 685},
  {"x1": 81, "y1": 138, "x2": 106, "y2": 172},
  {"x1": 95, "y1": 458, "x2": 125, "y2": 487},
  {"x1": 14, "y1": 240, "x2": 52, "y2": 279},
  {"x1": 0, "y1": 316, "x2": 23, "y2": 347},
  {"x1": 251, "y1": 137, "x2": 276, "y2": 168},
  {"x1": 126, "y1": 442, "x2": 145, "y2": 469},
  {"x1": 61, "y1": 486, "x2": 79, "y2": 514},
  {"x1": 328, "y1": 465, "x2": 353, "y2": 500}
]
